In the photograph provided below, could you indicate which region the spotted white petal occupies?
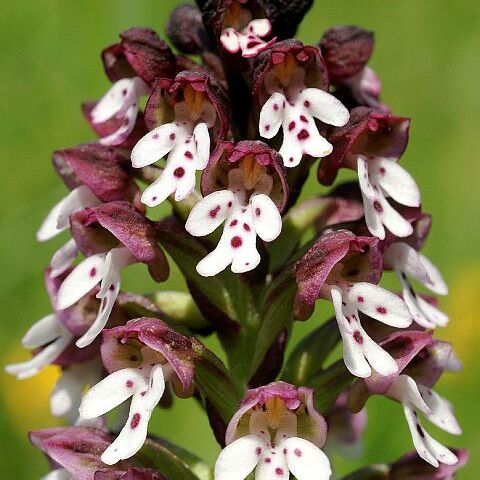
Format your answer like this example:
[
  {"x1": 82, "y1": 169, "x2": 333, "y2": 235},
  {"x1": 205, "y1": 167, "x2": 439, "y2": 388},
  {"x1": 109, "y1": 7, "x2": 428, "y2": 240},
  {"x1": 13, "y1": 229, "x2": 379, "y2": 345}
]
[
  {"x1": 300, "y1": 87, "x2": 350, "y2": 127},
  {"x1": 369, "y1": 157, "x2": 421, "y2": 207},
  {"x1": 256, "y1": 447, "x2": 289, "y2": 480},
  {"x1": 250, "y1": 194, "x2": 282, "y2": 242},
  {"x1": 283, "y1": 437, "x2": 332, "y2": 480},
  {"x1": 347, "y1": 283, "x2": 412, "y2": 328},
  {"x1": 384, "y1": 243, "x2": 430, "y2": 285},
  {"x1": 360, "y1": 331, "x2": 398, "y2": 377},
  {"x1": 56, "y1": 254, "x2": 107, "y2": 310},
  {"x1": 101, "y1": 365, "x2": 165, "y2": 465},
  {"x1": 185, "y1": 190, "x2": 236, "y2": 237},
  {"x1": 79, "y1": 368, "x2": 147, "y2": 419},
  {"x1": 131, "y1": 123, "x2": 183, "y2": 168},
  {"x1": 418, "y1": 385, "x2": 462, "y2": 435},
  {"x1": 418, "y1": 253, "x2": 448, "y2": 295},
  {"x1": 259, "y1": 92, "x2": 286, "y2": 139},
  {"x1": 387, "y1": 375, "x2": 431, "y2": 414},
  {"x1": 37, "y1": 186, "x2": 100, "y2": 242},
  {"x1": 196, "y1": 239, "x2": 234, "y2": 277},
  {"x1": 214, "y1": 435, "x2": 263, "y2": 480},
  {"x1": 97, "y1": 247, "x2": 135, "y2": 298},
  {"x1": 400, "y1": 279, "x2": 437, "y2": 329},
  {"x1": 403, "y1": 404, "x2": 458, "y2": 467},
  {"x1": 247, "y1": 19, "x2": 272, "y2": 37},
  {"x1": 92, "y1": 78, "x2": 137, "y2": 124},
  {"x1": 340, "y1": 328, "x2": 372, "y2": 378},
  {"x1": 193, "y1": 122, "x2": 211, "y2": 169},
  {"x1": 220, "y1": 28, "x2": 241, "y2": 53}
]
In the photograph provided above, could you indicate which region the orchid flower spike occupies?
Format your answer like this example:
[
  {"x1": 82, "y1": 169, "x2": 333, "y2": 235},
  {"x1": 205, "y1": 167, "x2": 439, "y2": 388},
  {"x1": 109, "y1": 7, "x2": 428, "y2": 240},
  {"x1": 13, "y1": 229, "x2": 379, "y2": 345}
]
[
  {"x1": 295, "y1": 230, "x2": 413, "y2": 378},
  {"x1": 79, "y1": 318, "x2": 195, "y2": 465},
  {"x1": 186, "y1": 141, "x2": 288, "y2": 276},
  {"x1": 318, "y1": 107, "x2": 420, "y2": 240},
  {"x1": 255, "y1": 41, "x2": 349, "y2": 167},
  {"x1": 219, "y1": 0, "x2": 276, "y2": 57},
  {"x1": 386, "y1": 374, "x2": 461, "y2": 468},
  {"x1": 384, "y1": 242, "x2": 449, "y2": 329},
  {"x1": 215, "y1": 382, "x2": 332, "y2": 480},
  {"x1": 55, "y1": 202, "x2": 168, "y2": 348},
  {"x1": 131, "y1": 72, "x2": 230, "y2": 207},
  {"x1": 86, "y1": 28, "x2": 176, "y2": 147}
]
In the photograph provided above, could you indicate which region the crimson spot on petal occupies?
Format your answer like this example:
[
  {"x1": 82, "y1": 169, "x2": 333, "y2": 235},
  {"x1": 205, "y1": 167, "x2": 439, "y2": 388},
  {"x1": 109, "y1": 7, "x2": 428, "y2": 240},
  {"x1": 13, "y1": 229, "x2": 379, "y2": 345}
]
[
  {"x1": 126, "y1": 380, "x2": 133, "y2": 388},
  {"x1": 230, "y1": 219, "x2": 238, "y2": 227},
  {"x1": 231, "y1": 236, "x2": 242, "y2": 248},
  {"x1": 376, "y1": 306, "x2": 387, "y2": 314},
  {"x1": 255, "y1": 208, "x2": 261, "y2": 217},
  {"x1": 89, "y1": 268, "x2": 97, "y2": 277},
  {"x1": 353, "y1": 330, "x2": 364, "y2": 344},
  {"x1": 170, "y1": 133, "x2": 176, "y2": 140},
  {"x1": 294, "y1": 448, "x2": 302, "y2": 457},
  {"x1": 373, "y1": 200, "x2": 383, "y2": 213},
  {"x1": 256, "y1": 447, "x2": 262, "y2": 455},
  {"x1": 184, "y1": 151, "x2": 193, "y2": 159},
  {"x1": 243, "y1": 223, "x2": 251, "y2": 231},
  {"x1": 174, "y1": 167, "x2": 185, "y2": 178},
  {"x1": 297, "y1": 129, "x2": 309, "y2": 140},
  {"x1": 130, "y1": 413, "x2": 141, "y2": 429},
  {"x1": 275, "y1": 468, "x2": 284, "y2": 476},
  {"x1": 300, "y1": 115, "x2": 308, "y2": 123},
  {"x1": 209, "y1": 205, "x2": 221, "y2": 218},
  {"x1": 288, "y1": 121, "x2": 296, "y2": 131}
]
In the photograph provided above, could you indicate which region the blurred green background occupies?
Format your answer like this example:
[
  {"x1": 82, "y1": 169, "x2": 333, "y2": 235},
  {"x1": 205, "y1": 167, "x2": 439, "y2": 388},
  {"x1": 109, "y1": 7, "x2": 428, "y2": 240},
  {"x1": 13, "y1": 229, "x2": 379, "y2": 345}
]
[{"x1": 1, "y1": 0, "x2": 479, "y2": 478}]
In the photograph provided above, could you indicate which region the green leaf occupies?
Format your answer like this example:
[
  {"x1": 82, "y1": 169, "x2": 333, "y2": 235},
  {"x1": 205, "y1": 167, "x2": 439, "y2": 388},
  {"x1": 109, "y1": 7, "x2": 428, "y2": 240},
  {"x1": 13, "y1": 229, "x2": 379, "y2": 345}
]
[
  {"x1": 250, "y1": 267, "x2": 297, "y2": 376},
  {"x1": 309, "y1": 360, "x2": 354, "y2": 414},
  {"x1": 134, "y1": 437, "x2": 208, "y2": 480},
  {"x1": 282, "y1": 318, "x2": 340, "y2": 385},
  {"x1": 192, "y1": 341, "x2": 242, "y2": 424}
]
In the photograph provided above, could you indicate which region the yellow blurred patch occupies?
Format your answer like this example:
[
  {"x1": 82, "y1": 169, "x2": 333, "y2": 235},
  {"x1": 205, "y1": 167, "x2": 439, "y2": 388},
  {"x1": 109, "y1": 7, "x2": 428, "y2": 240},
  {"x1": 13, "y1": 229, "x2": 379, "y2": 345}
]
[
  {"x1": 1, "y1": 346, "x2": 63, "y2": 432},
  {"x1": 442, "y1": 262, "x2": 480, "y2": 380}
]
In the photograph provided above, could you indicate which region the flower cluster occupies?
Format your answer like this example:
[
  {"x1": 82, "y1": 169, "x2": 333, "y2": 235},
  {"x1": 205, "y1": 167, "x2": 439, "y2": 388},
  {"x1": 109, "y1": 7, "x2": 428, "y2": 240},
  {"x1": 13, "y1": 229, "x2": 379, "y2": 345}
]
[{"x1": 7, "y1": 1, "x2": 466, "y2": 479}]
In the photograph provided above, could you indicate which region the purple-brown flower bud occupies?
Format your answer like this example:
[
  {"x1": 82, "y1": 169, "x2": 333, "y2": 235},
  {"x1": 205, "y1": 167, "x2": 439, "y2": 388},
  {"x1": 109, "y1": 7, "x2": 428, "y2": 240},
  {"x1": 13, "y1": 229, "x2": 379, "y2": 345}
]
[
  {"x1": 319, "y1": 26, "x2": 374, "y2": 82},
  {"x1": 101, "y1": 28, "x2": 176, "y2": 86}
]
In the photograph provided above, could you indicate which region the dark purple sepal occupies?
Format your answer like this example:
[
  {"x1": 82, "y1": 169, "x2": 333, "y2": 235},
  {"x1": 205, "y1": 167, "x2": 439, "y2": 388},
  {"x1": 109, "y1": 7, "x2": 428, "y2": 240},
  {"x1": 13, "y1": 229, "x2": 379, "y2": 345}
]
[
  {"x1": 294, "y1": 230, "x2": 382, "y2": 320},
  {"x1": 167, "y1": 4, "x2": 209, "y2": 54},
  {"x1": 318, "y1": 107, "x2": 411, "y2": 185},
  {"x1": 53, "y1": 143, "x2": 141, "y2": 204},
  {"x1": 201, "y1": 139, "x2": 289, "y2": 211},
  {"x1": 389, "y1": 448, "x2": 468, "y2": 479},
  {"x1": 319, "y1": 26, "x2": 374, "y2": 82},
  {"x1": 144, "y1": 71, "x2": 230, "y2": 142},
  {"x1": 29, "y1": 426, "x2": 125, "y2": 480},
  {"x1": 70, "y1": 201, "x2": 169, "y2": 282},
  {"x1": 82, "y1": 102, "x2": 148, "y2": 150},
  {"x1": 101, "y1": 28, "x2": 176, "y2": 86},
  {"x1": 252, "y1": 40, "x2": 329, "y2": 104},
  {"x1": 101, "y1": 317, "x2": 196, "y2": 395}
]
